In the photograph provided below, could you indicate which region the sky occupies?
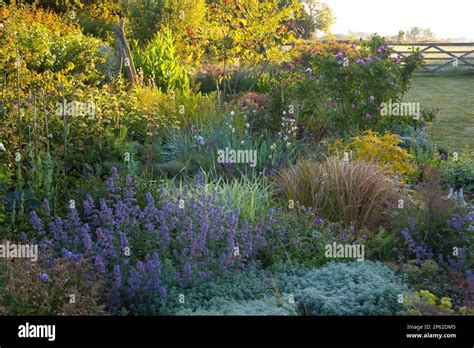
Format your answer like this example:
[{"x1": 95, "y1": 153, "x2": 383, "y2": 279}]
[{"x1": 323, "y1": 0, "x2": 474, "y2": 40}]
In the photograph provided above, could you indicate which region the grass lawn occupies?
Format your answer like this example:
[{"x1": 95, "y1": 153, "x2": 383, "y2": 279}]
[{"x1": 404, "y1": 74, "x2": 474, "y2": 153}]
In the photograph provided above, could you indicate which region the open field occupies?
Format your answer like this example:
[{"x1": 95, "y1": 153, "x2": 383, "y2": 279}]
[{"x1": 405, "y1": 75, "x2": 474, "y2": 152}]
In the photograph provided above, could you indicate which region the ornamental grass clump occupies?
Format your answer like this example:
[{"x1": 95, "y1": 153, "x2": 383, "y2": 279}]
[{"x1": 276, "y1": 157, "x2": 398, "y2": 229}]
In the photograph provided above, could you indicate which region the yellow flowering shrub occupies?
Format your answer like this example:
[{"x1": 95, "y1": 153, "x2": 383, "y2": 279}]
[
  {"x1": 403, "y1": 290, "x2": 459, "y2": 315},
  {"x1": 413, "y1": 290, "x2": 438, "y2": 306},
  {"x1": 346, "y1": 130, "x2": 416, "y2": 179}
]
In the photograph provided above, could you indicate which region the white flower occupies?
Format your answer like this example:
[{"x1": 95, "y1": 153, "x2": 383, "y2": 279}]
[
  {"x1": 286, "y1": 142, "x2": 292, "y2": 148},
  {"x1": 230, "y1": 111, "x2": 235, "y2": 116},
  {"x1": 232, "y1": 127, "x2": 235, "y2": 133},
  {"x1": 241, "y1": 140, "x2": 245, "y2": 145},
  {"x1": 245, "y1": 123, "x2": 250, "y2": 129},
  {"x1": 283, "y1": 111, "x2": 287, "y2": 115},
  {"x1": 270, "y1": 143, "x2": 277, "y2": 151},
  {"x1": 252, "y1": 110, "x2": 257, "y2": 114},
  {"x1": 0, "y1": 142, "x2": 5, "y2": 152}
]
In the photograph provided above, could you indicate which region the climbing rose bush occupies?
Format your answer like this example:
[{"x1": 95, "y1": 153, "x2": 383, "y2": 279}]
[{"x1": 270, "y1": 35, "x2": 424, "y2": 135}]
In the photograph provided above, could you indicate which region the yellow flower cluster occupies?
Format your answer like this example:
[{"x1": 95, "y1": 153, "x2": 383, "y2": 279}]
[{"x1": 347, "y1": 130, "x2": 416, "y2": 179}]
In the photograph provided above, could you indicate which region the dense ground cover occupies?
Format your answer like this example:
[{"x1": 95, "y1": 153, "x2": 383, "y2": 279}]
[{"x1": 0, "y1": 2, "x2": 472, "y2": 316}]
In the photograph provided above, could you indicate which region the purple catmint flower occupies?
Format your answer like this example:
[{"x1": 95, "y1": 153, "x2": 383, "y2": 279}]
[
  {"x1": 27, "y1": 168, "x2": 271, "y2": 315},
  {"x1": 105, "y1": 167, "x2": 121, "y2": 199},
  {"x1": 41, "y1": 273, "x2": 49, "y2": 281},
  {"x1": 31, "y1": 211, "x2": 44, "y2": 235},
  {"x1": 183, "y1": 263, "x2": 192, "y2": 286},
  {"x1": 467, "y1": 271, "x2": 473, "y2": 282},
  {"x1": 196, "y1": 135, "x2": 205, "y2": 145},
  {"x1": 82, "y1": 224, "x2": 92, "y2": 251},
  {"x1": 119, "y1": 231, "x2": 129, "y2": 249},
  {"x1": 113, "y1": 264, "x2": 122, "y2": 288},
  {"x1": 401, "y1": 228, "x2": 410, "y2": 239},
  {"x1": 195, "y1": 171, "x2": 205, "y2": 187},
  {"x1": 366, "y1": 113, "x2": 372, "y2": 120},
  {"x1": 94, "y1": 256, "x2": 106, "y2": 274},
  {"x1": 83, "y1": 195, "x2": 95, "y2": 217},
  {"x1": 43, "y1": 199, "x2": 51, "y2": 218}
]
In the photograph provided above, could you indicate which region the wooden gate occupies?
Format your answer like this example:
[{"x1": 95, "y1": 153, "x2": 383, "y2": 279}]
[{"x1": 388, "y1": 42, "x2": 474, "y2": 73}]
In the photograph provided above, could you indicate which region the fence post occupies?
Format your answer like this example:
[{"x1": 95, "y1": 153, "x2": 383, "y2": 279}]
[{"x1": 114, "y1": 18, "x2": 138, "y2": 84}]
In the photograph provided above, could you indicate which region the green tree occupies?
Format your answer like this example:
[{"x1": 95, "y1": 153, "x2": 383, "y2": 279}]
[
  {"x1": 121, "y1": 0, "x2": 165, "y2": 43},
  {"x1": 298, "y1": 0, "x2": 333, "y2": 38},
  {"x1": 405, "y1": 26, "x2": 436, "y2": 42},
  {"x1": 121, "y1": 0, "x2": 206, "y2": 44},
  {"x1": 162, "y1": 0, "x2": 206, "y2": 40},
  {"x1": 202, "y1": 0, "x2": 302, "y2": 97}
]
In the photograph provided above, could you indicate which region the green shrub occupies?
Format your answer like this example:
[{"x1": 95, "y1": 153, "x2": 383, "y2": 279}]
[
  {"x1": 132, "y1": 29, "x2": 190, "y2": 93},
  {"x1": 391, "y1": 173, "x2": 472, "y2": 270},
  {"x1": 274, "y1": 261, "x2": 409, "y2": 315},
  {"x1": 393, "y1": 125, "x2": 437, "y2": 159},
  {"x1": 258, "y1": 208, "x2": 342, "y2": 267},
  {"x1": 0, "y1": 4, "x2": 108, "y2": 87},
  {"x1": 439, "y1": 152, "x2": 474, "y2": 192}
]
